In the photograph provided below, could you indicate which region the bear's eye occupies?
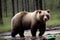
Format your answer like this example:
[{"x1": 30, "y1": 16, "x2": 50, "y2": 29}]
[
  {"x1": 47, "y1": 10, "x2": 50, "y2": 13},
  {"x1": 39, "y1": 11, "x2": 41, "y2": 14}
]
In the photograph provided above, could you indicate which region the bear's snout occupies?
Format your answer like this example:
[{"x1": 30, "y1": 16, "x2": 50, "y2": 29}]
[
  {"x1": 44, "y1": 18, "x2": 48, "y2": 21},
  {"x1": 43, "y1": 16, "x2": 48, "y2": 22}
]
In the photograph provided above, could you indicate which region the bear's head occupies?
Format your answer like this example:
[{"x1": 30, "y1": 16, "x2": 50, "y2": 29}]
[{"x1": 35, "y1": 10, "x2": 50, "y2": 22}]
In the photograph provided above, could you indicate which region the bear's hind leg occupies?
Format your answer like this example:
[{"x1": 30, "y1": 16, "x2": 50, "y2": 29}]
[
  {"x1": 19, "y1": 30, "x2": 24, "y2": 37},
  {"x1": 11, "y1": 30, "x2": 18, "y2": 37}
]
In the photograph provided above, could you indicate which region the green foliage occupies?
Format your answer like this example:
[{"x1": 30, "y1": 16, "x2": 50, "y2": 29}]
[
  {"x1": 0, "y1": 14, "x2": 11, "y2": 33},
  {"x1": 0, "y1": 37, "x2": 10, "y2": 40},
  {"x1": 0, "y1": 0, "x2": 60, "y2": 33},
  {"x1": 47, "y1": 10, "x2": 60, "y2": 26},
  {"x1": 0, "y1": 10, "x2": 60, "y2": 33}
]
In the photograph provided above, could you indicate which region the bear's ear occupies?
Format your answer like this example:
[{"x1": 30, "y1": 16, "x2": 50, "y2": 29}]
[{"x1": 47, "y1": 10, "x2": 50, "y2": 13}]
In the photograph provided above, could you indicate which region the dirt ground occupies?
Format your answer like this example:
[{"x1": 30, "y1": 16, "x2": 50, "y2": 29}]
[{"x1": 56, "y1": 36, "x2": 60, "y2": 40}]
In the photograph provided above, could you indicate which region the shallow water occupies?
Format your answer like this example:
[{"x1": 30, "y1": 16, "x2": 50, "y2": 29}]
[
  {"x1": 0, "y1": 30, "x2": 60, "y2": 40},
  {"x1": 0, "y1": 36, "x2": 55, "y2": 40},
  {"x1": 0, "y1": 26, "x2": 60, "y2": 40}
]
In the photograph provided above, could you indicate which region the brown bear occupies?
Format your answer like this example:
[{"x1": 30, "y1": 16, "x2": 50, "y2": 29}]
[{"x1": 11, "y1": 10, "x2": 50, "y2": 38}]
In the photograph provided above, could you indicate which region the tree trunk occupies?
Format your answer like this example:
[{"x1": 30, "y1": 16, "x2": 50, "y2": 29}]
[
  {"x1": 27, "y1": 0, "x2": 29, "y2": 11},
  {"x1": 42, "y1": 0, "x2": 46, "y2": 10},
  {"x1": 35, "y1": 0, "x2": 43, "y2": 10},
  {"x1": 4, "y1": 0, "x2": 7, "y2": 17},
  {"x1": 35, "y1": 0, "x2": 38, "y2": 10},
  {"x1": 59, "y1": 0, "x2": 60, "y2": 7},
  {"x1": 17, "y1": 0, "x2": 19, "y2": 13},
  {"x1": 12, "y1": 0, "x2": 15, "y2": 16},
  {"x1": 39, "y1": 0, "x2": 43, "y2": 10},
  {"x1": 22, "y1": 0, "x2": 24, "y2": 11},
  {"x1": 50, "y1": 0, "x2": 54, "y2": 10},
  {"x1": 0, "y1": 0, "x2": 3, "y2": 24}
]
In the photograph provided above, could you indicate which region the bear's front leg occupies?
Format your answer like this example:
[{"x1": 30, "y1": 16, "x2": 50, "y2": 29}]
[
  {"x1": 31, "y1": 28, "x2": 37, "y2": 37},
  {"x1": 39, "y1": 23, "x2": 46, "y2": 37}
]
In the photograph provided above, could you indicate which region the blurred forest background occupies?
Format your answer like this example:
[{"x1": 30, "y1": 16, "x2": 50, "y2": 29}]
[{"x1": 0, "y1": 0, "x2": 60, "y2": 33}]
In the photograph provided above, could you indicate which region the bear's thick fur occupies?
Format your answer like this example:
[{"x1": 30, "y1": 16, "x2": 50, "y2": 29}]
[{"x1": 11, "y1": 10, "x2": 50, "y2": 37}]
